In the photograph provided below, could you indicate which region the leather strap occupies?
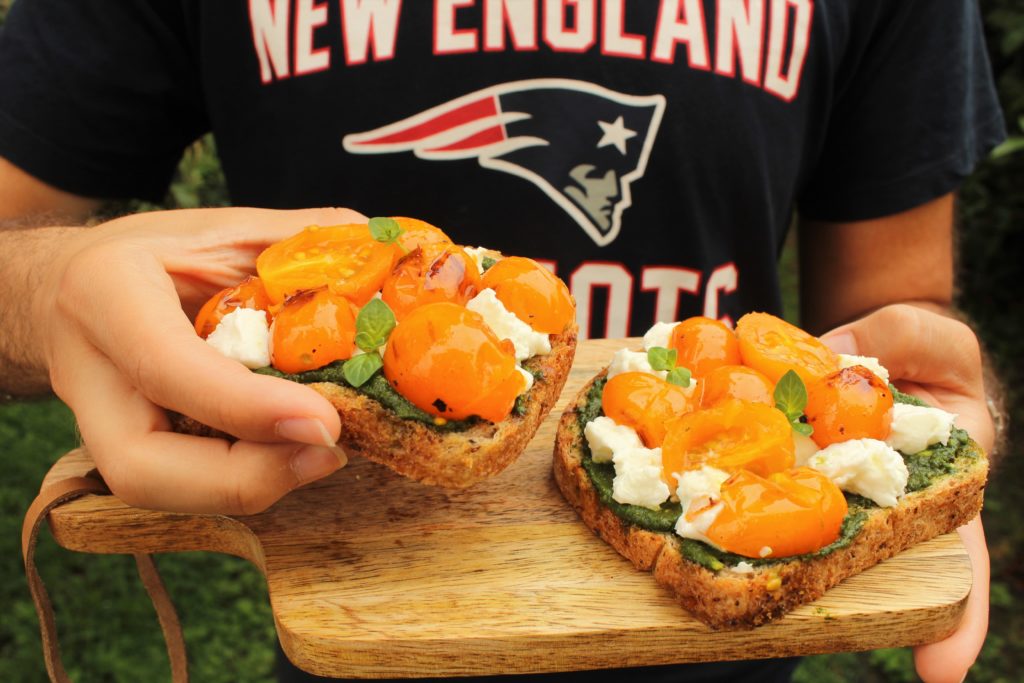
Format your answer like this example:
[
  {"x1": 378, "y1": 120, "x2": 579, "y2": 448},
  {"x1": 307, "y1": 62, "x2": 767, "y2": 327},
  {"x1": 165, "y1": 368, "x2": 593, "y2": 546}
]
[{"x1": 22, "y1": 472, "x2": 189, "y2": 682}]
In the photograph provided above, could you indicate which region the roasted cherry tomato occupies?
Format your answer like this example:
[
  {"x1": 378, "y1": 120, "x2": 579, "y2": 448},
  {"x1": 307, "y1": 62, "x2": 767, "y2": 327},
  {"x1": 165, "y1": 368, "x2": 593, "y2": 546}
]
[
  {"x1": 735, "y1": 312, "x2": 839, "y2": 385},
  {"x1": 805, "y1": 366, "x2": 894, "y2": 447},
  {"x1": 602, "y1": 372, "x2": 697, "y2": 448},
  {"x1": 668, "y1": 316, "x2": 741, "y2": 376},
  {"x1": 381, "y1": 243, "x2": 482, "y2": 320},
  {"x1": 270, "y1": 287, "x2": 357, "y2": 374},
  {"x1": 193, "y1": 276, "x2": 272, "y2": 339},
  {"x1": 382, "y1": 302, "x2": 524, "y2": 422},
  {"x1": 704, "y1": 468, "x2": 848, "y2": 557},
  {"x1": 699, "y1": 365, "x2": 774, "y2": 407},
  {"x1": 480, "y1": 256, "x2": 575, "y2": 334},
  {"x1": 661, "y1": 399, "x2": 795, "y2": 479},
  {"x1": 392, "y1": 216, "x2": 453, "y2": 252},
  {"x1": 256, "y1": 224, "x2": 401, "y2": 306}
]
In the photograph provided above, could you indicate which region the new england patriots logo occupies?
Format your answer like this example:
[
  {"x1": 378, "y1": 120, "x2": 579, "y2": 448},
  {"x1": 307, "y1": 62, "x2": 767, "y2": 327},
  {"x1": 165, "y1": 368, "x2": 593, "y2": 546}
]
[{"x1": 343, "y1": 79, "x2": 665, "y2": 247}]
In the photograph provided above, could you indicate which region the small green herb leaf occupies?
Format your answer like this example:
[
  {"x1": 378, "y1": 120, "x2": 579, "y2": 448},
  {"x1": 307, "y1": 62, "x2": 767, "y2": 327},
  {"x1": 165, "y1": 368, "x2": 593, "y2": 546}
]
[
  {"x1": 792, "y1": 421, "x2": 814, "y2": 437},
  {"x1": 647, "y1": 346, "x2": 678, "y2": 372},
  {"x1": 774, "y1": 370, "x2": 808, "y2": 421},
  {"x1": 481, "y1": 256, "x2": 497, "y2": 272},
  {"x1": 354, "y1": 298, "x2": 396, "y2": 352},
  {"x1": 368, "y1": 217, "x2": 403, "y2": 244},
  {"x1": 666, "y1": 367, "x2": 692, "y2": 388},
  {"x1": 343, "y1": 353, "x2": 383, "y2": 388}
]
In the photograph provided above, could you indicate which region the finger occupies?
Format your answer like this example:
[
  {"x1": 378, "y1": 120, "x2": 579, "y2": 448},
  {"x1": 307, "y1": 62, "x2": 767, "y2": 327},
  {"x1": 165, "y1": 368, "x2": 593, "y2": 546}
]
[
  {"x1": 820, "y1": 304, "x2": 985, "y2": 397},
  {"x1": 63, "y1": 342, "x2": 346, "y2": 514},
  {"x1": 60, "y1": 249, "x2": 343, "y2": 445},
  {"x1": 913, "y1": 516, "x2": 989, "y2": 683}
]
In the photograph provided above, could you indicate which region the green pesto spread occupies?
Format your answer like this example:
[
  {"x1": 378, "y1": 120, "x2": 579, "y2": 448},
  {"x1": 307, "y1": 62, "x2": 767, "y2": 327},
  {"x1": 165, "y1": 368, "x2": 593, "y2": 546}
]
[{"x1": 577, "y1": 377, "x2": 978, "y2": 572}]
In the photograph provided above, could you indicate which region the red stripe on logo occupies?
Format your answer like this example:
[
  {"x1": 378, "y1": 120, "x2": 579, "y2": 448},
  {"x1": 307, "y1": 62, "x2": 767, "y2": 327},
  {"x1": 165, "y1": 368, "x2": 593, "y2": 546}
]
[
  {"x1": 426, "y1": 125, "x2": 506, "y2": 152},
  {"x1": 358, "y1": 96, "x2": 499, "y2": 144}
]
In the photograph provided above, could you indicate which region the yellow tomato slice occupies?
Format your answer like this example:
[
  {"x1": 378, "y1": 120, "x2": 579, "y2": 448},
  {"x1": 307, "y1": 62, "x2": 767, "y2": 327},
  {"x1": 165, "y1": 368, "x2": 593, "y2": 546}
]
[
  {"x1": 480, "y1": 256, "x2": 575, "y2": 334},
  {"x1": 256, "y1": 224, "x2": 400, "y2": 306},
  {"x1": 668, "y1": 316, "x2": 741, "y2": 376},
  {"x1": 381, "y1": 243, "x2": 481, "y2": 320},
  {"x1": 602, "y1": 372, "x2": 697, "y2": 448},
  {"x1": 193, "y1": 276, "x2": 272, "y2": 339},
  {"x1": 270, "y1": 287, "x2": 357, "y2": 374},
  {"x1": 392, "y1": 216, "x2": 453, "y2": 252},
  {"x1": 735, "y1": 312, "x2": 839, "y2": 385},
  {"x1": 805, "y1": 366, "x2": 894, "y2": 447},
  {"x1": 699, "y1": 364, "x2": 774, "y2": 408}
]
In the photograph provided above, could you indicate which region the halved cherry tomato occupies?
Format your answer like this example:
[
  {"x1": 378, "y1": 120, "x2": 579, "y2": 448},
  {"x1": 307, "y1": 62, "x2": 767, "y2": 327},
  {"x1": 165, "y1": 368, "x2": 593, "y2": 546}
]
[
  {"x1": 256, "y1": 224, "x2": 401, "y2": 306},
  {"x1": 704, "y1": 468, "x2": 847, "y2": 557},
  {"x1": 193, "y1": 276, "x2": 272, "y2": 339},
  {"x1": 381, "y1": 243, "x2": 482, "y2": 320},
  {"x1": 805, "y1": 366, "x2": 894, "y2": 447},
  {"x1": 382, "y1": 302, "x2": 524, "y2": 422},
  {"x1": 480, "y1": 256, "x2": 575, "y2": 334},
  {"x1": 602, "y1": 372, "x2": 697, "y2": 448},
  {"x1": 700, "y1": 365, "x2": 774, "y2": 407},
  {"x1": 668, "y1": 316, "x2": 741, "y2": 376},
  {"x1": 735, "y1": 312, "x2": 839, "y2": 385},
  {"x1": 270, "y1": 288, "x2": 357, "y2": 374},
  {"x1": 392, "y1": 217, "x2": 453, "y2": 252},
  {"x1": 661, "y1": 399, "x2": 795, "y2": 479}
]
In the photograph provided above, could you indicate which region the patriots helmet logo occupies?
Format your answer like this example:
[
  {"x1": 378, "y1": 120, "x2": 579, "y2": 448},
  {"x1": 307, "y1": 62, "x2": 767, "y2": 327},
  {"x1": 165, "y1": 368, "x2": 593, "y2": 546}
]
[{"x1": 343, "y1": 79, "x2": 665, "y2": 247}]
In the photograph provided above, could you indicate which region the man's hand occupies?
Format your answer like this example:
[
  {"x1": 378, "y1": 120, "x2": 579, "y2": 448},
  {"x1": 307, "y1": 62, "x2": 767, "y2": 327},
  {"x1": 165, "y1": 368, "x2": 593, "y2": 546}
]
[
  {"x1": 822, "y1": 304, "x2": 993, "y2": 683},
  {"x1": 28, "y1": 207, "x2": 367, "y2": 514}
]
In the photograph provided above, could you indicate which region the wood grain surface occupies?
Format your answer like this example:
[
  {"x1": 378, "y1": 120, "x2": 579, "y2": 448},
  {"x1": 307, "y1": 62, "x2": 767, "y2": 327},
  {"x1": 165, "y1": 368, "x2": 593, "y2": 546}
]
[{"x1": 41, "y1": 338, "x2": 972, "y2": 678}]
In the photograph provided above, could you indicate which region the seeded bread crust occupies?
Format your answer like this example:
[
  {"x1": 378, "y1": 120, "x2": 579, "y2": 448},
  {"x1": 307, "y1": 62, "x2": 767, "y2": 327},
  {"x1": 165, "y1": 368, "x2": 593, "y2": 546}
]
[
  {"x1": 175, "y1": 326, "x2": 576, "y2": 489},
  {"x1": 553, "y1": 373, "x2": 988, "y2": 629}
]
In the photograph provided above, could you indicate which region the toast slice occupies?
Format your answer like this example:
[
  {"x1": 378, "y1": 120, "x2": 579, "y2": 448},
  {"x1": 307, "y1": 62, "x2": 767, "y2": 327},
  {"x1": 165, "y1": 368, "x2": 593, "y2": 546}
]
[
  {"x1": 553, "y1": 372, "x2": 988, "y2": 629},
  {"x1": 175, "y1": 326, "x2": 576, "y2": 488}
]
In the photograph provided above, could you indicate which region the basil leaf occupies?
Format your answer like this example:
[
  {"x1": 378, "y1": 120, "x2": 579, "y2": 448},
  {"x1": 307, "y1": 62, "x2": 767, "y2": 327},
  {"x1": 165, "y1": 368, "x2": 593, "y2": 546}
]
[
  {"x1": 666, "y1": 367, "x2": 692, "y2": 388},
  {"x1": 773, "y1": 370, "x2": 807, "y2": 421},
  {"x1": 343, "y1": 353, "x2": 383, "y2": 388},
  {"x1": 481, "y1": 256, "x2": 497, "y2": 272},
  {"x1": 647, "y1": 346, "x2": 678, "y2": 372},
  {"x1": 792, "y1": 421, "x2": 814, "y2": 437},
  {"x1": 355, "y1": 298, "x2": 396, "y2": 352},
  {"x1": 368, "y1": 216, "x2": 403, "y2": 244}
]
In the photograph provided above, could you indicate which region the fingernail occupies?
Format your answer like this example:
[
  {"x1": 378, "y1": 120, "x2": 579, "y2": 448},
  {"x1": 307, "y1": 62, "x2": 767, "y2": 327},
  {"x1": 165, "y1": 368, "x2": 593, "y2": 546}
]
[
  {"x1": 290, "y1": 445, "x2": 346, "y2": 484},
  {"x1": 276, "y1": 417, "x2": 338, "y2": 448},
  {"x1": 821, "y1": 330, "x2": 858, "y2": 355}
]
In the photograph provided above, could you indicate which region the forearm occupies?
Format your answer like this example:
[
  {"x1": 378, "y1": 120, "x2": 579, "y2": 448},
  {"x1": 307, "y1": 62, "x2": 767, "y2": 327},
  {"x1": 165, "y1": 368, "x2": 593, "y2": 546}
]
[{"x1": 0, "y1": 225, "x2": 84, "y2": 396}]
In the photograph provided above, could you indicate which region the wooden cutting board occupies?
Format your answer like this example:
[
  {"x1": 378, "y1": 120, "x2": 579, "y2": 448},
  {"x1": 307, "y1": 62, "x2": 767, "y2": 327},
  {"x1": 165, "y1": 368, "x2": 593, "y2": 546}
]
[{"x1": 41, "y1": 338, "x2": 972, "y2": 678}]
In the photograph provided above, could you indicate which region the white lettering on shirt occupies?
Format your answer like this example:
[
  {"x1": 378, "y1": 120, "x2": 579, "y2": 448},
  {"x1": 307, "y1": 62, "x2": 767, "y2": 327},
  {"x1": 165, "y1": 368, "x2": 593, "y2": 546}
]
[
  {"x1": 295, "y1": 0, "x2": 330, "y2": 75},
  {"x1": 249, "y1": 0, "x2": 292, "y2": 83},
  {"x1": 714, "y1": 0, "x2": 765, "y2": 85},
  {"x1": 602, "y1": 0, "x2": 645, "y2": 59},
  {"x1": 571, "y1": 262, "x2": 634, "y2": 339},
  {"x1": 764, "y1": 0, "x2": 813, "y2": 101},
  {"x1": 703, "y1": 262, "x2": 739, "y2": 326},
  {"x1": 341, "y1": 0, "x2": 403, "y2": 65},
  {"x1": 485, "y1": 0, "x2": 538, "y2": 51},
  {"x1": 435, "y1": 0, "x2": 479, "y2": 54},
  {"x1": 652, "y1": 0, "x2": 710, "y2": 68},
  {"x1": 641, "y1": 266, "x2": 701, "y2": 322},
  {"x1": 543, "y1": 0, "x2": 597, "y2": 52}
]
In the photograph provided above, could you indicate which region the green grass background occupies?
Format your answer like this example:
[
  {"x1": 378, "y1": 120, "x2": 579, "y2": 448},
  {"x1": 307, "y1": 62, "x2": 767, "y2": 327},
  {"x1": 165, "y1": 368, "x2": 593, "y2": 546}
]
[{"x1": 2, "y1": 2, "x2": 1023, "y2": 681}]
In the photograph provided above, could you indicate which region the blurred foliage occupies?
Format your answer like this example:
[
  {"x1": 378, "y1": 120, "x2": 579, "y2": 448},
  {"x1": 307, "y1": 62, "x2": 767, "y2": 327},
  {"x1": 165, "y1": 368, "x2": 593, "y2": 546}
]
[{"x1": 1, "y1": 0, "x2": 1022, "y2": 682}]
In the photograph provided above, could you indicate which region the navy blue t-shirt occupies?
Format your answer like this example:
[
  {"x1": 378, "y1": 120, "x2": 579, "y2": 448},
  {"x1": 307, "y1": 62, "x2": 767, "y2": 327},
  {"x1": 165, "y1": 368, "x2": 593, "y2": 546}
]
[{"x1": 0, "y1": 0, "x2": 1005, "y2": 339}]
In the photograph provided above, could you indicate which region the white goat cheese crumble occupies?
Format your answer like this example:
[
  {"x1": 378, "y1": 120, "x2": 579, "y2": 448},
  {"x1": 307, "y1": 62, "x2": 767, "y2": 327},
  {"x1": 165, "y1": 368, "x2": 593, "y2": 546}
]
[
  {"x1": 584, "y1": 416, "x2": 644, "y2": 464},
  {"x1": 673, "y1": 466, "x2": 730, "y2": 547},
  {"x1": 606, "y1": 348, "x2": 667, "y2": 380},
  {"x1": 467, "y1": 288, "x2": 551, "y2": 361},
  {"x1": 886, "y1": 403, "x2": 957, "y2": 455},
  {"x1": 611, "y1": 446, "x2": 671, "y2": 510},
  {"x1": 208, "y1": 308, "x2": 271, "y2": 369},
  {"x1": 809, "y1": 438, "x2": 909, "y2": 508},
  {"x1": 838, "y1": 354, "x2": 890, "y2": 384},
  {"x1": 643, "y1": 321, "x2": 678, "y2": 351}
]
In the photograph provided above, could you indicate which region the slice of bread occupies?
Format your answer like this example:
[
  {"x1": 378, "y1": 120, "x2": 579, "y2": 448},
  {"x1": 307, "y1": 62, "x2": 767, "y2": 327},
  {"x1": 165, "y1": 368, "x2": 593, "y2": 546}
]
[
  {"x1": 553, "y1": 372, "x2": 988, "y2": 629},
  {"x1": 175, "y1": 326, "x2": 576, "y2": 489}
]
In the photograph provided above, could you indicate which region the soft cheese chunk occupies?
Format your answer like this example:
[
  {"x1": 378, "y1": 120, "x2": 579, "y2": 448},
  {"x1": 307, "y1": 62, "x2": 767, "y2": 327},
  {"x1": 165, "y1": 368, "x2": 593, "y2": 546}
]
[
  {"x1": 673, "y1": 466, "x2": 730, "y2": 546},
  {"x1": 584, "y1": 416, "x2": 644, "y2": 464},
  {"x1": 516, "y1": 366, "x2": 534, "y2": 393},
  {"x1": 792, "y1": 431, "x2": 820, "y2": 467},
  {"x1": 207, "y1": 308, "x2": 270, "y2": 369},
  {"x1": 838, "y1": 354, "x2": 890, "y2": 383},
  {"x1": 467, "y1": 288, "x2": 551, "y2": 361},
  {"x1": 464, "y1": 246, "x2": 501, "y2": 273},
  {"x1": 643, "y1": 321, "x2": 678, "y2": 351},
  {"x1": 611, "y1": 447, "x2": 670, "y2": 510},
  {"x1": 886, "y1": 403, "x2": 957, "y2": 455},
  {"x1": 606, "y1": 348, "x2": 667, "y2": 381},
  {"x1": 809, "y1": 438, "x2": 908, "y2": 508}
]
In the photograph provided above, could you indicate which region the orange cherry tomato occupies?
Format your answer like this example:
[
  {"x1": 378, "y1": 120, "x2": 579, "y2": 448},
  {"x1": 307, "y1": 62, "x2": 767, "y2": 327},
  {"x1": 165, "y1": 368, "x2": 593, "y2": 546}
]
[
  {"x1": 668, "y1": 316, "x2": 741, "y2": 376},
  {"x1": 270, "y1": 288, "x2": 357, "y2": 374},
  {"x1": 193, "y1": 276, "x2": 272, "y2": 339},
  {"x1": 704, "y1": 468, "x2": 847, "y2": 558},
  {"x1": 381, "y1": 243, "x2": 482, "y2": 320},
  {"x1": 661, "y1": 399, "x2": 795, "y2": 479},
  {"x1": 700, "y1": 365, "x2": 774, "y2": 407},
  {"x1": 480, "y1": 256, "x2": 575, "y2": 334},
  {"x1": 804, "y1": 366, "x2": 894, "y2": 448},
  {"x1": 382, "y1": 302, "x2": 524, "y2": 422},
  {"x1": 256, "y1": 224, "x2": 401, "y2": 306},
  {"x1": 735, "y1": 312, "x2": 839, "y2": 385},
  {"x1": 392, "y1": 217, "x2": 453, "y2": 252},
  {"x1": 601, "y1": 372, "x2": 697, "y2": 448}
]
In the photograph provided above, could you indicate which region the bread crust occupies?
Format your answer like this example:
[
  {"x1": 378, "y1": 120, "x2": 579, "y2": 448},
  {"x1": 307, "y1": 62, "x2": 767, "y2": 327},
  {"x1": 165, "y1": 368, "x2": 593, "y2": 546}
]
[
  {"x1": 553, "y1": 373, "x2": 988, "y2": 629},
  {"x1": 175, "y1": 326, "x2": 576, "y2": 489}
]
